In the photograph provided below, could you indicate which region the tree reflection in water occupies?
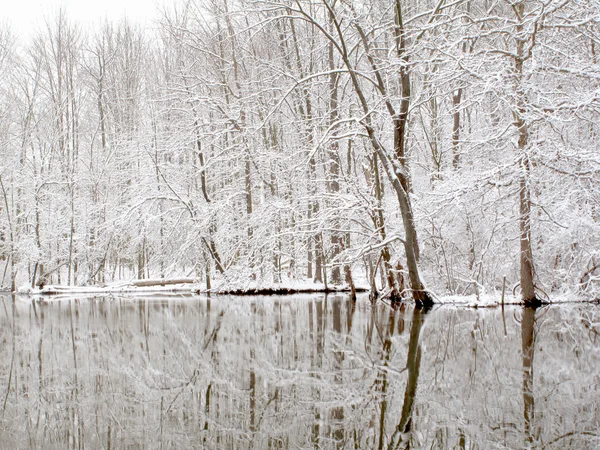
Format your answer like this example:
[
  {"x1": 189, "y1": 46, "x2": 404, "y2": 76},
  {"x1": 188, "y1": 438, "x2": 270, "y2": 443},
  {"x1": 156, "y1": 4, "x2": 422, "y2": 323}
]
[
  {"x1": 1, "y1": 295, "x2": 600, "y2": 449},
  {"x1": 521, "y1": 306, "x2": 536, "y2": 447}
]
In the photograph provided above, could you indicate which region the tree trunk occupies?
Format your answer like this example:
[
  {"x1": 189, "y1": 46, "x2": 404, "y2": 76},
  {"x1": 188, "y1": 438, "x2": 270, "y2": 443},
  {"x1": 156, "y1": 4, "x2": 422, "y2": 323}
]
[
  {"x1": 452, "y1": 88, "x2": 462, "y2": 168},
  {"x1": 327, "y1": 11, "x2": 342, "y2": 284},
  {"x1": 513, "y1": 1, "x2": 537, "y2": 305},
  {"x1": 371, "y1": 154, "x2": 397, "y2": 297}
]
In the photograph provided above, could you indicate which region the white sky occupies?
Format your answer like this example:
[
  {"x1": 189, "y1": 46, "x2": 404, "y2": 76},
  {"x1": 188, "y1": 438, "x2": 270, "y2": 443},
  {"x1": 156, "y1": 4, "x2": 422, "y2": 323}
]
[{"x1": 1, "y1": 0, "x2": 159, "y2": 38}]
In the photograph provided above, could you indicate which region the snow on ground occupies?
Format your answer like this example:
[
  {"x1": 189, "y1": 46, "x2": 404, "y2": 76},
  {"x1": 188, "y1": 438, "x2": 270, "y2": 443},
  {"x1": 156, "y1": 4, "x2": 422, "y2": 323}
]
[
  {"x1": 436, "y1": 290, "x2": 598, "y2": 307},
  {"x1": 16, "y1": 278, "x2": 366, "y2": 299},
  {"x1": 13, "y1": 280, "x2": 597, "y2": 306}
]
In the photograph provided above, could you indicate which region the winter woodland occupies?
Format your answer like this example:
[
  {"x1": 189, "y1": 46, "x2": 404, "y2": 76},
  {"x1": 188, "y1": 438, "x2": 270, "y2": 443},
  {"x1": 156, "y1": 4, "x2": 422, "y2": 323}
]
[{"x1": 0, "y1": 0, "x2": 599, "y2": 303}]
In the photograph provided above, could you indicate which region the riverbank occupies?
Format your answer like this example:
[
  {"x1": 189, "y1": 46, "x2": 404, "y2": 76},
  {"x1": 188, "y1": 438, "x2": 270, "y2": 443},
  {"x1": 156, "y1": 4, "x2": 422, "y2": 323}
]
[{"x1": 7, "y1": 278, "x2": 597, "y2": 306}]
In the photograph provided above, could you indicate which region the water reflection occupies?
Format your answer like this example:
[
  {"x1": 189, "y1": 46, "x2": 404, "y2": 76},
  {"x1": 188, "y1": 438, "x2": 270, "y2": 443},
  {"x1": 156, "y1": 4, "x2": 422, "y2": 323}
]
[
  {"x1": 1, "y1": 295, "x2": 600, "y2": 449},
  {"x1": 522, "y1": 307, "x2": 536, "y2": 447}
]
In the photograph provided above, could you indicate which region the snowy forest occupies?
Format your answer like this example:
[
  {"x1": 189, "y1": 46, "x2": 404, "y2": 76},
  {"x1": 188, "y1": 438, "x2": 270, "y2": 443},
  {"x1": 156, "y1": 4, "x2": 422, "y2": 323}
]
[{"x1": 0, "y1": 0, "x2": 599, "y2": 304}]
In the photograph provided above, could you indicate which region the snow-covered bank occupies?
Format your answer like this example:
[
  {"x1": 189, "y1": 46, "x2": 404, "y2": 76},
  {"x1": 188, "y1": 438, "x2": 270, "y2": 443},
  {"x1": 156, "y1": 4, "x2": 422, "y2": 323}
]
[
  {"x1": 435, "y1": 291, "x2": 600, "y2": 307},
  {"x1": 15, "y1": 278, "x2": 369, "y2": 297},
  {"x1": 10, "y1": 279, "x2": 598, "y2": 307}
]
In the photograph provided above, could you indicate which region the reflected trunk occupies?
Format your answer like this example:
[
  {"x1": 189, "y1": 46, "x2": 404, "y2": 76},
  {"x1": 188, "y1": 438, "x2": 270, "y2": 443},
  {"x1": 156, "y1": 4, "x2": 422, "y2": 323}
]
[
  {"x1": 521, "y1": 306, "x2": 536, "y2": 446},
  {"x1": 331, "y1": 297, "x2": 344, "y2": 447},
  {"x1": 388, "y1": 305, "x2": 430, "y2": 449},
  {"x1": 375, "y1": 306, "x2": 401, "y2": 450}
]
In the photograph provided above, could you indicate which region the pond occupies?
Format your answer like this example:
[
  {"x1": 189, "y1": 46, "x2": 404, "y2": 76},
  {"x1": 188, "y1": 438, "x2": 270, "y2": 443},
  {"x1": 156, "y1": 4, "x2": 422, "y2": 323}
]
[{"x1": 1, "y1": 294, "x2": 599, "y2": 449}]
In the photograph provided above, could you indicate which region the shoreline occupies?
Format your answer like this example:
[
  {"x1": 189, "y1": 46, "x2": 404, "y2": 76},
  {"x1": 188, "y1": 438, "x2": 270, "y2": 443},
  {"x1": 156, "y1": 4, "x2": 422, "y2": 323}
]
[{"x1": 2, "y1": 283, "x2": 597, "y2": 307}]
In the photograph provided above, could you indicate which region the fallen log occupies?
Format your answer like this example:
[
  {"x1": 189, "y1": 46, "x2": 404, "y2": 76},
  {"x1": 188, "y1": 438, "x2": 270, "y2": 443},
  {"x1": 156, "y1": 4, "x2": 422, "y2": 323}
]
[
  {"x1": 37, "y1": 278, "x2": 199, "y2": 295},
  {"x1": 130, "y1": 278, "x2": 198, "y2": 287}
]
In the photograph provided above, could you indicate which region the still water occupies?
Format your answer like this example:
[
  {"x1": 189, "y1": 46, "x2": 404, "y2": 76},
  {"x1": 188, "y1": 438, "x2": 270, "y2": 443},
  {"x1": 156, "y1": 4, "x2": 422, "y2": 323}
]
[{"x1": 1, "y1": 294, "x2": 599, "y2": 449}]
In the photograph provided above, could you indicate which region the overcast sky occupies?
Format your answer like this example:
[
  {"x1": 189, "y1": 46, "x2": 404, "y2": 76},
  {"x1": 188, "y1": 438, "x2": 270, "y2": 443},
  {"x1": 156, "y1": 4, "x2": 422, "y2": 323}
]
[{"x1": 1, "y1": 0, "x2": 159, "y2": 38}]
